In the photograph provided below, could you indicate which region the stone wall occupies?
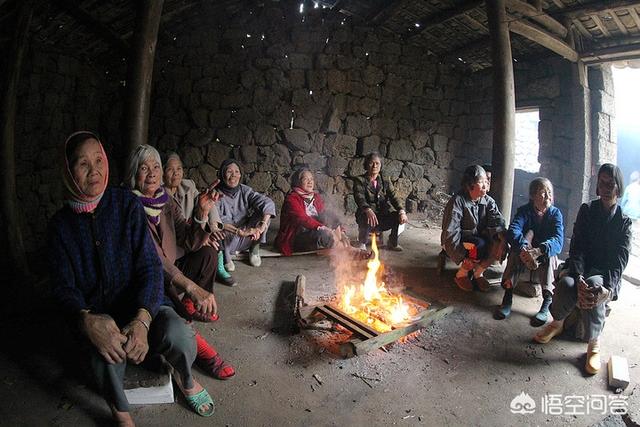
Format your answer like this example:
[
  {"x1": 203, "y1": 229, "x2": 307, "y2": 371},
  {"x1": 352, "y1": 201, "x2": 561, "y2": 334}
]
[
  {"x1": 589, "y1": 65, "x2": 616, "y2": 198},
  {"x1": 7, "y1": 44, "x2": 121, "y2": 263},
  {"x1": 150, "y1": 2, "x2": 466, "y2": 216}
]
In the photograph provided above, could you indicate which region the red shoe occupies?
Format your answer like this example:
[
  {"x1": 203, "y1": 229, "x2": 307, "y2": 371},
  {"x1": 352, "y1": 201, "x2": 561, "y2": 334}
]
[
  {"x1": 197, "y1": 354, "x2": 236, "y2": 380},
  {"x1": 183, "y1": 297, "x2": 219, "y2": 322}
]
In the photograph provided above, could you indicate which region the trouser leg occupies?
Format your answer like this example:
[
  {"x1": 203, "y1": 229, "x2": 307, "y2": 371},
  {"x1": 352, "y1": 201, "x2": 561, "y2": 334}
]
[
  {"x1": 355, "y1": 209, "x2": 371, "y2": 244},
  {"x1": 377, "y1": 213, "x2": 400, "y2": 247},
  {"x1": 177, "y1": 246, "x2": 217, "y2": 292},
  {"x1": 581, "y1": 275, "x2": 607, "y2": 341},
  {"x1": 88, "y1": 348, "x2": 128, "y2": 412},
  {"x1": 549, "y1": 276, "x2": 578, "y2": 321},
  {"x1": 149, "y1": 306, "x2": 197, "y2": 391}
]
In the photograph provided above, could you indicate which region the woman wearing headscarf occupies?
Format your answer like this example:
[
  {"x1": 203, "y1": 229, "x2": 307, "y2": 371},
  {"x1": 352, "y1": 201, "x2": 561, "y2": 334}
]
[
  {"x1": 215, "y1": 159, "x2": 276, "y2": 269},
  {"x1": 534, "y1": 164, "x2": 631, "y2": 375},
  {"x1": 275, "y1": 167, "x2": 349, "y2": 256},
  {"x1": 353, "y1": 152, "x2": 408, "y2": 251},
  {"x1": 126, "y1": 145, "x2": 235, "y2": 382},
  {"x1": 163, "y1": 152, "x2": 235, "y2": 286},
  {"x1": 49, "y1": 132, "x2": 214, "y2": 423}
]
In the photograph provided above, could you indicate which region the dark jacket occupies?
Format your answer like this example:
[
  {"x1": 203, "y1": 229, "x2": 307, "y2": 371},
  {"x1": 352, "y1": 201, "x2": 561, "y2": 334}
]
[
  {"x1": 565, "y1": 199, "x2": 632, "y2": 300},
  {"x1": 353, "y1": 174, "x2": 403, "y2": 215},
  {"x1": 508, "y1": 202, "x2": 564, "y2": 257},
  {"x1": 48, "y1": 187, "x2": 166, "y2": 322}
]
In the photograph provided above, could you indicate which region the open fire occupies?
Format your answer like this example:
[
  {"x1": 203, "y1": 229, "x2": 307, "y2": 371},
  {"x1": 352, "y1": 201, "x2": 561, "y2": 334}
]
[{"x1": 337, "y1": 235, "x2": 419, "y2": 333}]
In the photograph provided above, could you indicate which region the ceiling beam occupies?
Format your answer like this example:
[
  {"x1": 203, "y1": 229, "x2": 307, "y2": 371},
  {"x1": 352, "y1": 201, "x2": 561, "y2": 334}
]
[
  {"x1": 590, "y1": 14, "x2": 612, "y2": 37},
  {"x1": 52, "y1": 0, "x2": 129, "y2": 55},
  {"x1": 509, "y1": 18, "x2": 578, "y2": 61},
  {"x1": 608, "y1": 9, "x2": 629, "y2": 34},
  {"x1": 505, "y1": 0, "x2": 567, "y2": 37},
  {"x1": 581, "y1": 41, "x2": 640, "y2": 63},
  {"x1": 406, "y1": 0, "x2": 483, "y2": 39},
  {"x1": 554, "y1": 0, "x2": 640, "y2": 19},
  {"x1": 367, "y1": 0, "x2": 403, "y2": 25}
]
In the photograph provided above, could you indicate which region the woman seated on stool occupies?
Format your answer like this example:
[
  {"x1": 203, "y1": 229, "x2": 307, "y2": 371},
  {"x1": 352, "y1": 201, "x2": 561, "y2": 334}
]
[
  {"x1": 494, "y1": 177, "x2": 564, "y2": 326},
  {"x1": 49, "y1": 131, "x2": 215, "y2": 423},
  {"x1": 126, "y1": 145, "x2": 235, "y2": 381},
  {"x1": 216, "y1": 159, "x2": 276, "y2": 269},
  {"x1": 353, "y1": 152, "x2": 408, "y2": 251},
  {"x1": 163, "y1": 152, "x2": 235, "y2": 287},
  {"x1": 275, "y1": 167, "x2": 349, "y2": 255},
  {"x1": 441, "y1": 165, "x2": 506, "y2": 292},
  {"x1": 534, "y1": 163, "x2": 631, "y2": 375}
]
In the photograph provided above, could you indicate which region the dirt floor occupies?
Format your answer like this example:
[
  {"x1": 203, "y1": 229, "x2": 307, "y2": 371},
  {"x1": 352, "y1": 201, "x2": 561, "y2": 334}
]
[{"x1": 1, "y1": 218, "x2": 639, "y2": 427}]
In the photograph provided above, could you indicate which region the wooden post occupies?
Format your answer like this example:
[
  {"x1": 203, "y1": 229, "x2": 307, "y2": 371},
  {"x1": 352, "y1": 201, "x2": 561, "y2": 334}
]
[
  {"x1": 0, "y1": 1, "x2": 34, "y2": 279},
  {"x1": 122, "y1": 0, "x2": 164, "y2": 170},
  {"x1": 486, "y1": 0, "x2": 516, "y2": 222}
]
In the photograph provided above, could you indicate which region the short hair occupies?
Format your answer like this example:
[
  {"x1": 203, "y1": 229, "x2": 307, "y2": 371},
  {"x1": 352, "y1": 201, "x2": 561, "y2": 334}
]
[
  {"x1": 481, "y1": 164, "x2": 492, "y2": 174},
  {"x1": 125, "y1": 144, "x2": 163, "y2": 190},
  {"x1": 65, "y1": 131, "x2": 101, "y2": 167},
  {"x1": 461, "y1": 165, "x2": 487, "y2": 190},
  {"x1": 291, "y1": 165, "x2": 313, "y2": 187},
  {"x1": 529, "y1": 177, "x2": 553, "y2": 198},
  {"x1": 597, "y1": 163, "x2": 624, "y2": 197},
  {"x1": 363, "y1": 152, "x2": 383, "y2": 170},
  {"x1": 164, "y1": 151, "x2": 182, "y2": 169}
]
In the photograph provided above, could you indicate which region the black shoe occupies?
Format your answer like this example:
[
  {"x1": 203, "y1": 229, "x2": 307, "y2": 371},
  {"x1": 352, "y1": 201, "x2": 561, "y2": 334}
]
[{"x1": 217, "y1": 274, "x2": 237, "y2": 287}]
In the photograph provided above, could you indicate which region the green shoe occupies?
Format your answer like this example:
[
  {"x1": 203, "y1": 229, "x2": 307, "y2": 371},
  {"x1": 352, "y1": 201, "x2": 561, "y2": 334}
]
[{"x1": 249, "y1": 243, "x2": 261, "y2": 267}]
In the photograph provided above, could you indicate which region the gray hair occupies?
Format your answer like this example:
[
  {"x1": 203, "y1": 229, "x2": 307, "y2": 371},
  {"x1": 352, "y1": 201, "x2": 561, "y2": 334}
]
[
  {"x1": 363, "y1": 152, "x2": 383, "y2": 170},
  {"x1": 125, "y1": 144, "x2": 163, "y2": 190},
  {"x1": 164, "y1": 151, "x2": 182, "y2": 169},
  {"x1": 461, "y1": 165, "x2": 487, "y2": 190},
  {"x1": 529, "y1": 177, "x2": 553, "y2": 198}
]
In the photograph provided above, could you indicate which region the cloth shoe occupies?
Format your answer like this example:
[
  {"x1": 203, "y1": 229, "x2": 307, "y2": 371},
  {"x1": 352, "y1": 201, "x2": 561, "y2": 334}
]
[
  {"x1": 585, "y1": 339, "x2": 601, "y2": 375},
  {"x1": 216, "y1": 250, "x2": 236, "y2": 286},
  {"x1": 533, "y1": 320, "x2": 563, "y2": 344},
  {"x1": 494, "y1": 289, "x2": 513, "y2": 320},
  {"x1": 249, "y1": 243, "x2": 261, "y2": 267},
  {"x1": 224, "y1": 260, "x2": 235, "y2": 272},
  {"x1": 454, "y1": 274, "x2": 473, "y2": 292},
  {"x1": 474, "y1": 275, "x2": 491, "y2": 292},
  {"x1": 196, "y1": 354, "x2": 236, "y2": 380},
  {"x1": 387, "y1": 244, "x2": 403, "y2": 252}
]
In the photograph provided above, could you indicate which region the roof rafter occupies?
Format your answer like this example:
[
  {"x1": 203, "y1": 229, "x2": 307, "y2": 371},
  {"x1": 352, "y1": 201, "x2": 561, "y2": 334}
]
[
  {"x1": 509, "y1": 18, "x2": 578, "y2": 61},
  {"x1": 367, "y1": 0, "x2": 404, "y2": 25},
  {"x1": 554, "y1": 0, "x2": 640, "y2": 19},
  {"x1": 505, "y1": 0, "x2": 567, "y2": 38},
  {"x1": 406, "y1": 0, "x2": 483, "y2": 39}
]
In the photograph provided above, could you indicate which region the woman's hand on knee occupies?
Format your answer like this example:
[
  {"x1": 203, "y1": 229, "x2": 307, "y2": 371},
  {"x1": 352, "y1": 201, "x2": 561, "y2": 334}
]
[
  {"x1": 122, "y1": 321, "x2": 149, "y2": 364},
  {"x1": 189, "y1": 285, "x2": 218, "y2": 316},
  {"x1": 365, "y1": 209, "x2": 378, "y2": 227},
  {"x1": 81, "y1": 313, "x2": 127, "y2": 364}
]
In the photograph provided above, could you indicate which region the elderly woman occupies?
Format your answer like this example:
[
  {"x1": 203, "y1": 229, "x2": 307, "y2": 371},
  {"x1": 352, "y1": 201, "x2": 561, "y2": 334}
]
[
  {"x1": 494, "y1": 177, "x2": 564, "y2": 326},
  {"x1": 126, "y1": 145, "x2": 235, "y2": 382},
  {"x1": 275, "y1": 167, "x2": 349, "y2": 255},
  {"x1": 49, "y1": 132, "x2": 214, "y2": 424},
  {"x1": 216, "y1": 159, "x2": 276, "y2": 269},
  {"x1": 441, "y1": 165, "x2": 506, "y2": 292},
  {"x1": 353, "y1": 152, "x2": 408, "y2": 251},
  {"x1": 163, "y1": 152, "x2": 235, "y2": 286},
  {"x1": 534, "y1": 164, "x2": 631, "y2": 375}
]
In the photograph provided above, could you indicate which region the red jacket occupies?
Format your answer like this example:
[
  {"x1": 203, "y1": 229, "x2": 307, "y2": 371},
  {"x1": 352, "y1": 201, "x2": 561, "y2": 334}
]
[{"x1": 275, "y1": 191, "x2": 325, "y2": 256}]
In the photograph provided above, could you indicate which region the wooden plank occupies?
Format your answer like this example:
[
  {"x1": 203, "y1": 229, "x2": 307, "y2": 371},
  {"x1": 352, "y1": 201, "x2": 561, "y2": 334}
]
[
  {"x1": 581, "y1": 41, "x2": 640, "y2": 62},
  {"x1": 555, "y1": 0, "x2": 640, "y2": 19},
  {"x1": 509, "y1": 18, "x2": 579, "y2": 61},
  {"x1": 315, "y1": 305, "x2": 379, "y2": 339},
  {"x1": 407, "y1": 0, "x2": 483, "y2": 39},
  {"x1": 591, "y1": 14, "x2": 612, "y2": 37},
  {"x1": 573, "y1": 18, "x2": 593, "y2": 39},
  {"x1": 609, "y1": 9, "x2": 629, "y2": 34},
  {"x1": 628, "y1": 8, "x2": 640, "y2": 28},
  {"x1": 506, "y1": 0, "x2": 568, "y2": 37},
  {"x1": 351, "y1": 306, "x2": 454, "y2": 355}
]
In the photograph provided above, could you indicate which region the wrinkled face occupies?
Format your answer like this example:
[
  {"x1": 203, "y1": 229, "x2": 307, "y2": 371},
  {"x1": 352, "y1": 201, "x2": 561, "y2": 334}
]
[
  {"x1": 597, "y1": 172, "x2": 618, "y2": 204},
  {"x1": 223, "y1": 163, "x2": 241, "y2": 188},
  {"x1": 468, "y1": 175, "x2": 489, "y2": 201},
  {"x1": 485, "y1": 171, "x2": 492, "y2": 192},
  {"x1": 71, "y1": 138, "x2": 106, "y2": 198},
  {"x1": 532, "y1": 185, "x2": 553, "y2": 212},
  {"x1": 164, "y1": 158, "x2": 183, "y2": 189},
  {"x1": 299, "y1": 171, "x2": 315, "y2": 192},
  {"x1": 367, "y1": 157, "x2": 381, "y2": 176},
  {"x1": 136, "y1": 156, "x2": 162, "y2": 197}
]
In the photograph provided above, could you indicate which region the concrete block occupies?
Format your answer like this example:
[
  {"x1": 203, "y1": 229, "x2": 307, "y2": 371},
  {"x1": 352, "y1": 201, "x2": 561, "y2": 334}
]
[{"x1": 608, "y1": 355, "x2": 630, "y2": 390}]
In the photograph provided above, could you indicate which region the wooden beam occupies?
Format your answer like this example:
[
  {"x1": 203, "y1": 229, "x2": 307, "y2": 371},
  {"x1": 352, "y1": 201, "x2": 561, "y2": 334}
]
[
  {"x1": 315, "y1": 305, "x2": 379, "y2": 339},
  {"x1": 122, "y1": 0, "x2": 164, "y2": 165},
  {"x1": 487, "y1": 0, "x2": 516, "y2": 223},
  {"x1": 505, "y1": 0, "x2": 568, "y2": 37},
  {"x1": 509, "y1": 18, "x2": 579, "y2": 61},
  {"x1": 629, "y1": 8, "x2": 640, "y2": 28},
  {"x1": 555, "y1": 0, "x2": 640, "y2": 19},
  {"x1": 609, "y1": 9, "x2": 629, "y2": 34},
  {"x1": 406, "y1": 0, "x2": 483, "y2": 39},
  {"x1": 52, "y1": 0, "x2": 129, "y2": 55},
  {"x1": 0, "y1": 0, "x2": 33, "y2": 280},
  {"x1": 591, "y1": 14, "x2": 612, "y2": 37},
  {"x1": 581, "y1": 41, "x2": 640, "y2": 63},
  {"x1": 572, "y1": 18, "x2": 593, "y2": 39},
  {"x1": 367, "y1": 0, "x2": 402, "y2": 25}
]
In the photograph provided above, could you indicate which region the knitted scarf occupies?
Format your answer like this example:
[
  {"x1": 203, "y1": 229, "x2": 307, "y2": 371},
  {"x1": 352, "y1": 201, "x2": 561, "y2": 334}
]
[
  {"x1": 293, "y1": 186, "x2": 315, "y2": 201},
  {"x1": 62, "y1": 131, "x2": 109, "y2": 214},
  {"x1": 133, "y1": 187, "x2": 169, "y2": 225}
]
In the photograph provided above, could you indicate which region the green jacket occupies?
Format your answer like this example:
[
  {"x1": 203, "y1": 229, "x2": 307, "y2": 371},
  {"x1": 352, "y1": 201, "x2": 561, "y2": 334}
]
[{"x1": 353, "y1": 174, "x2": 403, "y2": 214}]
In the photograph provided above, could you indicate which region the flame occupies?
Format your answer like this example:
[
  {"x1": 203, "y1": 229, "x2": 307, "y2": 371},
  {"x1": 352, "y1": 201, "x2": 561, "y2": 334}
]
[{"x1": 337, "y1": 234, "x2": 412, "y2": 332}]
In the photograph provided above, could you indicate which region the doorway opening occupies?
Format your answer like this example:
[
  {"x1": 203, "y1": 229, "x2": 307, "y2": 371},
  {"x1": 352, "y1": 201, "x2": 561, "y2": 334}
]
[{"x1": 511, "y1": 109, "x2": 541, "y2": 211}]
